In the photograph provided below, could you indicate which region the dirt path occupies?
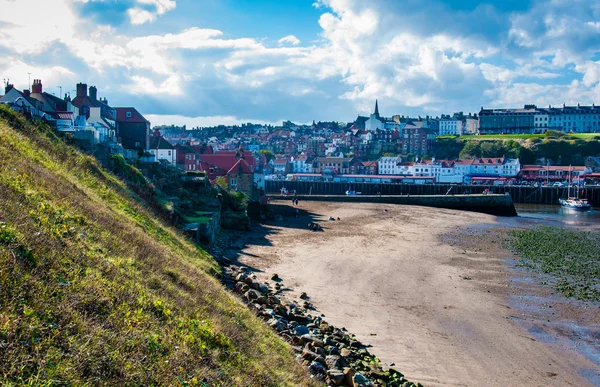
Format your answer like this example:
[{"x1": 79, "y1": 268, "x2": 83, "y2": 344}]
[{"x1": 236, "y1": 201, "x2": 599, "y2": 387}]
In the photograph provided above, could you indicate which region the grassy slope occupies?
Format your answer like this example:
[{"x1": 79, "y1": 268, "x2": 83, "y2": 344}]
[{"x1": 0, "y1": 106, "x2": 315, "y2": 387}]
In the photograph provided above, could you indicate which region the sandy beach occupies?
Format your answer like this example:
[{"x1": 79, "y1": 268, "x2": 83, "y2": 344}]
[{"x1": 234, "y1": 200, "x2": 599, "y2": 387}]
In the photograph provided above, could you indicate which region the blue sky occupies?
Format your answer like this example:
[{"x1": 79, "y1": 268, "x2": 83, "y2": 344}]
[{"x1": 1, "y1": 0, "x2": 599, "y2": 127}]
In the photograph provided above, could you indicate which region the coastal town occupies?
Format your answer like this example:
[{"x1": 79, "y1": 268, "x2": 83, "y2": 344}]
[
  {"x1": 2, "y1": 79, "x2": 600, "y2": 199},
  {"x1": 2, "y1": 1, "x2": 600, "y2": 386}
]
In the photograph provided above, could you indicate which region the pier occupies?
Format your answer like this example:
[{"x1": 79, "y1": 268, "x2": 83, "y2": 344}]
[{"x1": 265, "y1": 180, "x2": 600, "y2": 207}]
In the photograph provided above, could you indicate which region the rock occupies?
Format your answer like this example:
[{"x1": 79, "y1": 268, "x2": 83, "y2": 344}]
[
  {"x1": 325, "y1": 355, "x2": 342, "y2": 370},
  {"x1": 309, "y1": 361, "x2": 327, "y2": 375},
  {"x1": 311, "y1": 338, "x2": 324, "y2": 348},
  {"x1": 300, "y1": 292, "x2": 309, "y2": 300},
  {"x1": 388, "y1": 367, "x2": 404, "y2": 379},
  {"x1": 301, "y1": 349, "x2": 319, "y2": 362},
  {"x1": 271, "y1": 273, "x2": 280, "y2": 281},
  {"x1": 258, "y1": 284, "x2": 270, "y2": 293},
  {"x1": 268, "y1": 319, "x2": 284, "y2": 331},
  {"x1": 294, "y1": 325, "x2": 309, "y2": 336},
  {"x1": 244, "y1": 289, "x2": 259, "y2": 301},
  {"x1": 369, "y1": 370, "x2": 388, "y2": 381},
  {"x1": 255, "y1": 296, "x2": 268, "y2": 305},
  {"x1": 235, "y1": 273, "x2": 247, "y2": 282},
  {"x1": 327, "y1": 370, "x2": 346, "y2": 386},
  {"x1": 343, "y1": 368, "x2": 356, "y2": 386},
  {"x1": 353, "y1": 372, "x2": 374, "y2": 386},
  {"x1": 341, "y1": 348, "x2": 352, "y2": 357}
]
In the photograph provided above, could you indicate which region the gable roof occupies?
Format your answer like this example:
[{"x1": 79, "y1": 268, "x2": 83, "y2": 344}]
[
  {"x1": 115, "y1": 107, "x2": 148, "y2": 123},
  {"x1": 149, "y1": 136, "x2": 174, "y2": 150},
  {"x1": 199, "y1": 153, "x2": 255, "y2": 172},
  {"x1": 227, "y1": 158, "x2": 254, "y2": 175}
]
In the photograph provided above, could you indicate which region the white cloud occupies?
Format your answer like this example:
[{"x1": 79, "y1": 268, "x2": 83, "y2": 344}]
[
  {"x1": 278, "y1": 35, "x2": 301, "y2": 46},
  {"x1": 128, "y1": 8, "x2": 157, "y2": 25},
  {"x1": 127, "y1": 0, "x2": 176, "y2": 25}
]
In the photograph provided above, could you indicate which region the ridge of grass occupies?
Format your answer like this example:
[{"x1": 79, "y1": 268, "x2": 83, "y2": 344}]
[{"x1": 0, "y1": 106, "x2": 316, "y2": 386}]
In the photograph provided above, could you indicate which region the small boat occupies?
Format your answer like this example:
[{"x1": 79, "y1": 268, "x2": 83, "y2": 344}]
[
  {"x1": 560, "y1": 166, "x2": 590, "y2": 211},
  {"x1": 559, "y1": 197, "x2": 591, "y2": 210}
]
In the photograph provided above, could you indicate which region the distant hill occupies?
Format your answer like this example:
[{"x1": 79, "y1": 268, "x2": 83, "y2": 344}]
[{"x1": 0, "y1": 105, "x2": 314, "y2": 386}]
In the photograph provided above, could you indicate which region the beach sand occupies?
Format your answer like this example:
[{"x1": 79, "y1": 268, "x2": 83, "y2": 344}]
[{"x1": 234, "y1": 200, "x2": 599, "y2": 387}]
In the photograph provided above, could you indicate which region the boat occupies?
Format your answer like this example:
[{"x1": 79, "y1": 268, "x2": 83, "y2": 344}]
[{"x1": 559, "y1": 166, "x2": 590, "y2": 210}]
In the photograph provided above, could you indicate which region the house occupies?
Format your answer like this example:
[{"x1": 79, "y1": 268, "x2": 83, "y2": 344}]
[
  {"x1": 28, "y1": 79, "x2": 68, "y2": 113},
  {"x1": 291, "y1": 153, "x2": 313, "y2": 173},
  {"x1": 198, "y1": 149, "x2": 255, "y2": 195},
  {"x1": 273, "y1": 158, "x2": 290, "y2": 174},
  {"x1": 378, "y1": 156, "x2": 402, "y2": 175},
  {"x1": 350, "y1": 160, "x2": 378, "y2": 175},
  {"x1": 0, "y1": 83, "x2": 45, "y2": 118},
  {"x1": 226, "y1": 158, "x2": 254, "y2": 196},
  {"x1": 518, "y1": 165, "x2": 588, "y2": 183},
  {"x1": 115, "y1": 106, "x2": 151, "y2": 150},
  {"x1": 176, "y1": 143, "x2": 199, "y2": 171},
  {"x1": 71, "y1": 83, "x2": 116, "y2": 130},
  {"x1": 149, "y1": 130, "x2": 176, "y2": 165},
  {"x1": 585, "y1": 156, "x2": 600, "y2": 172},
  {"x1": 314, "y1": 157, "x2": 353, "y2": 174}
]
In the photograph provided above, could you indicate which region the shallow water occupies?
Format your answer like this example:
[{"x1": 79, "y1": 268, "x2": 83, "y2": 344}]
[{"x1": 513, "y1": 204, "x2": 600, "y2": 228}]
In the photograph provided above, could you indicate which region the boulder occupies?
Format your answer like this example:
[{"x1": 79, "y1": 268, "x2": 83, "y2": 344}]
[
  {"x1": 244, "y1": 289, "x2": 259, "y2": 301},
  {"x1": 309, "y1": 361, "x2": 327, "y2": 375},
  {"x1": 271, "y1": 273, "x2": 280, "y2": 281},
  {"x1": 353, "y1": 372, "x2": 374, "y2": 387},
  {"x1": 294, "y1": 325, "x2": 309, "y2": 336},
  {"x1": 326, "y1": 370, "x2": 346, "y2": 386}
]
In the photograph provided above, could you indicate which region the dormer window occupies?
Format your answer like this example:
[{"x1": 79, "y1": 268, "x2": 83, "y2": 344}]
[{"x1": 126, "y1": 111, "x2": 132, "y2": 118}]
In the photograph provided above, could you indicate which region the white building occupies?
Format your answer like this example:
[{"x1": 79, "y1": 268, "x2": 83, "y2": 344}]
[
  {"x1": 149, "y1": 135, "x2": 176, "y2": 166},
  {"x1": 439, "y1": 118, "x2": 463, "y2": 136},
  {"x1": 463, "y1": 117, "x2": 479, "y2": 135},
  {"x1": 378, "y1": 156, "x2": 401, "y2": 175},
  {"x1": 501, "y1": 158, "x2": 521, "y2": 177}
]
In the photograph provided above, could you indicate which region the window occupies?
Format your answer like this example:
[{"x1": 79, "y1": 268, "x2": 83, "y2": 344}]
[
  {"x1": 126, "y1": 111, "x2": 132, "y2": 118},
  {"x1": 230, "y1": 177, "x2": 237, "y2": 186}
]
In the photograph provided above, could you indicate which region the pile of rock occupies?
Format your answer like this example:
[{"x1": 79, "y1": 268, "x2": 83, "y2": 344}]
[{"x1": 222, "y1": 264, "x2": 423, "y2": 387}]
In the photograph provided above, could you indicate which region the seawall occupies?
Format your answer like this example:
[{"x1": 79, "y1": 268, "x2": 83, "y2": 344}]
[
  {"x1": 275, "y1": 194, "x2": 518, "y2": 217},
  {"x1": 265, "y1": 180, "x2": 600, "y2": 207}
]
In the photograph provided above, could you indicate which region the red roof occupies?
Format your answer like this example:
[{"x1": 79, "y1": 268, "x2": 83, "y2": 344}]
[
  {"x1": 199, "y1": 153, "x2": 255, "y2": 172},
  {"x1": 115, "y1": 107, "x2": 148, "y2": 123},
  {"x1": 227, "y1": 158, "x2": 254, "y2": 174},
  {"x1": 521, "y1": 165, "x2": 585, "y2": 172}
]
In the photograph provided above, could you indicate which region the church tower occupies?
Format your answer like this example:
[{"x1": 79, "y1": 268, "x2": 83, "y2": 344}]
[{"x1": 374, "y1": 99, "x2": 380, "y2": 119}]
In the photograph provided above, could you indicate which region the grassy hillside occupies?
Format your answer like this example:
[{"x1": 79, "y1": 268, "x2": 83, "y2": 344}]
[{"x1": 0, "y1": 106, "x2": 315, "y2": 386}]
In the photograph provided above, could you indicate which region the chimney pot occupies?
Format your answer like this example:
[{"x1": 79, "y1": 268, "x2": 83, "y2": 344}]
[
  {"x1": 76, "y1": 83, "x2": 87, "y2": 98},
  {"x1": 89, "y1": 86, "x2": 97, "y2": 100},
  {"x1": 31, "y1": 79, "x2": 43, "y2": 94}
]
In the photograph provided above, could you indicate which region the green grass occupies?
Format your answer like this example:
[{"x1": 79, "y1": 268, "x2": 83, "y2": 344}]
[
  {"x1": 185, "y1": 217, "x2": 212, "y2": 224},
  {"x1": 0, "y1": 106, "x2": 315, "y2": 386},
  {"x1": 508, "y1": 226, "x2": 600, "y2": 301},
  {"x1": 454, "y1": 133, "x2": 600, "y2": 140}
]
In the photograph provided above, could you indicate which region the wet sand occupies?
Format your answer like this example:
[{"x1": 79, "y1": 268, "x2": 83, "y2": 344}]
[{"x1": 235, "y1": 200, "x2": 599, "y2": 387}]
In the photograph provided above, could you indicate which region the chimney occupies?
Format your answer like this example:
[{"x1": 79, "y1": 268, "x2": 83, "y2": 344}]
[
  {"x1": 4, "y1": 83, "x2": 14, "y2": 94},
  {"x1": 89, "y1": 86, "x2": 97, "y2": 100},
  {"x1": 23, "y1": 89, "x2": 30, "y2": 97},
  {"x1": 31, "y1": 79, "x2": 42, "y2": 94},
  {"x1": 153, "y1": 128, "x2": 161, "y2": 137},
  {"x1": 76, "y1": 83, "x2": 87, "y2": 98},
  {"x1": 64, "y1": 93, "x2": 71, "y2": 102}
]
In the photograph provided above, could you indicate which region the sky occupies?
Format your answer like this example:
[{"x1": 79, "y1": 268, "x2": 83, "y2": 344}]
[{"x1": 1, "y1": 0, "x2": 599, "y2": 127}]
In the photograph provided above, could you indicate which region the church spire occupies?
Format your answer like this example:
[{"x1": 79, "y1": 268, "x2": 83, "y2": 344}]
[{"x1": 374, "y1": 99, "x2": 380, "y2": 118}]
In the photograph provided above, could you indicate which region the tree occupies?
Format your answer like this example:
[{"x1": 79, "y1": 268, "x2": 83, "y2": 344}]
[
  {"x1": 259, "y1": 149, "x2": 275, "y2": 162},
  {"x1": 459, "y1": 141, "x2": 481, "y2": 158},
  {"x1": 517, "y1": 147, "x2": 536, "y2": 165}
]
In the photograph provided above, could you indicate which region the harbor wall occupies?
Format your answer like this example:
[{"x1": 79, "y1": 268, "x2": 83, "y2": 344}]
[{"x1": 265, "y1": 180, "x2": 600, "y2": 207}]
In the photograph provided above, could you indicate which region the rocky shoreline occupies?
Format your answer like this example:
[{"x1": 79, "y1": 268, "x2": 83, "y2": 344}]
[{"x1": 211, "y1": 237, "x2": 422, "y2": 387}]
